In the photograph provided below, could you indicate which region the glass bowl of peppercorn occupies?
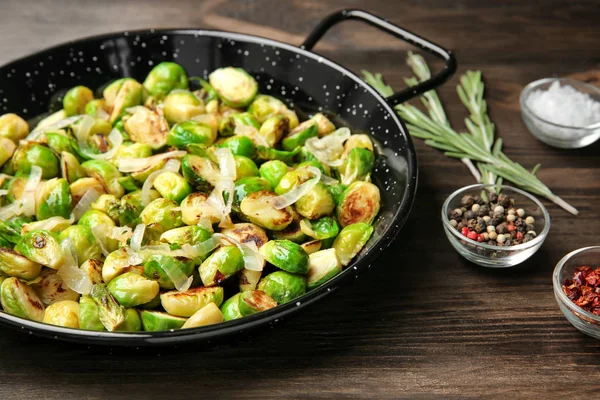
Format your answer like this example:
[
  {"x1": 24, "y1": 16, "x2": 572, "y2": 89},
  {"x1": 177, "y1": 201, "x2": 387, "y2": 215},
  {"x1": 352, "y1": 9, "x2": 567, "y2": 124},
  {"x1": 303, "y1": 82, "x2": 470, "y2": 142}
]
[
  {"x1": 441, "y1": 184, "x2": 550, "y2": 267},
  {"x1": 553, "y1": 246, "x2": 600, "y2": 339}
]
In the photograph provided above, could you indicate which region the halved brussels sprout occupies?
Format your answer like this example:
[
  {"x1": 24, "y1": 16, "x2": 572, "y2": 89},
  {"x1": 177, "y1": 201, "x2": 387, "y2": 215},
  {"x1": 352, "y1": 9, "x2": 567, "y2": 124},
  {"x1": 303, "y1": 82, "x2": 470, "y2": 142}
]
[
  {"x1": 300, "y1": 216, "x2": 339, "y2": 241},
  {"x1": 63, "y1": 86, "x2": 94, "y2": 116},
  {"x1": 142, "y1": 253, "x2": 195, "y2": 290},
  {"x1": 79, "y1": 295, "x2": 105, "y2": 331},
  {"x1": 81, "y1": 159, "x2": 124, "y2": 198},
  {"x1": 153, "y1": 171, "x2": 192, "y2": 203},
  {"x1": 116, "y1": 176, "x2": 139, "y2": 192},
  {"x1": 80, "y1": 259, "x2": 103, "y2": 284},
  {"x1": 259, "y1": 160, "x2": 289, "y2": 189},
  {"x1": 102, "y1": 247, "x2": 139, "y2": 283},
  {"x1": 0, "y1": 220, "x2": 21, "y2": 245},
  {"x1": 237, "y1": 290, "x2": 277, "y2": 316},
  {"x1": 218, "y1": 111, "x2": 260, "y2": 137},
  {"x1": 70, "y1": 177, "x2": 106, "y2": 204},
  {"x1": 332, "y1": 223, "x2": 373, "y2": 266},
  {"x1": 160, "y1": 286, "x2": 224, "y2": 317},
  {"x1": 234, "y1": 155, "x2": 259, "y2": 179},
  {"x1": 113, "y1": 141, "x2": 153, "y2": 168},
  {"x1": 58, "y1": 225, "x2": 102, "y2": 264},
  {"x1": 256, "y1": 146, "x2": 299, "y2": 164},
  {"x1": 0, "y1": 137, "x2": 16, "y2": 168},
  {"x1": 239, "y1": 190, "x2": 294, "y2": 231},
  {"x1": 42, "y1": 300, "x2": 80, "y2": 328},
  {"x1": 140, "y1": 310, "x2": 187, "y2": 331},
  {"x1": 209, "y1": 67, "x2": 258, "y2": 108},
  {"x1": 239, "y1": 269, "x2": 262, "y2": 292},
  {"x1": 307, "y1": 248, "x2": 342, "y2": 290},
  {"x1": 123, "y1": 106, "x2": 168, "y2": 149},
  {"x1": 160, "y1": 225, "x2": 212, "y2": 248},
  {"x1": 78, "y1": 209, "x2": 119, "y2": 253},
  {"x1": 139, "y1": 198, "x2": 183, "y2": 232},
  {"x1": 113, "y1": 308, "x2": 142, "y2": 332},
  {"x1": 0, "y1": 113, "x2": 29, "y2": 143},
  {"x1": 143, "y1": 61, "x2": 189, "y2": 99},
  {"x1": 342, "y1": 134, "x2": 374, "y2": 158},
  {"x1": 35, "y1": 178, "x2": 73, "y2": 220},
  {"x1": 3, "y1": 175, "x2": 27, "y2": 203},
  {"x1": 301, "y1": 240, "x2": 322, "y2": 255},
  {"x1": 181, "y1": 154, "x2": 220, "y2": 192},
  {"x1": 338, "y1": 147, "x2": 375, "y2": 185},
  {"x1": 31, "y1": 268, "x2": 79, "y2": 305},
  {"x1": 163, "y1": 89, "x2": 205, "y2": 124},
  {"x1": 295, "y1": 182, "x2": 335, "y2": 220},
  {"x1": 0, "y1": 248, "x2": 42, "y2": 280},
  {"x1": 258, "y1": 115, "x2": 289, "y2": 147},
  {"x1": 167, "y1": 121, "x2": 216, "y2": 149},
  {"x1": 220, "y1": 223, "x2": 269, "y2": 249},
  {"x1": 44, "y1": 131, "x2": 73, "y2": 154},
  {"x1": 260, "y1": 239, "x2": 309, "y2": 274},
  {"x1": 181, "y1": 302, "x2": 223, "y2": 329},
  {"x1": 220, "y1": 293, "x2": 242, "y2": 321},
  {"x1": 85, "y1": 99, "x2": 108, "y2": 119},
  {"x1": 310, "y1": 113, "x2": 336, "y2": 137},
  {"x1": 15, "y1": 230, "x2": 64, "y2": 270},
  {"x1": 61, "y1": 152, "x2": 86, "y2": 183},
  {"x1": 270, "y1": 210, "x2": 306, "y2": 243},
  {"x1": 281, "y1": 121, "x2": 317, "y2": 151},
  {"x1": 336, "y1": 181, "x2": 381, "y2": 227},
  {"x1": 34, "y1": 110, "x2": 66, "y2": 131},
  {"x1": 103, "y1": 78, "x2": 144, "y2": 123},
  {"x1": 216, "y1": 135, "x2": 256, "y2": 159},
  {"x1": 326, "y1": 183, "x2": 347, "y2": 206},
  {"x1": 91, "y1": 194, "x2": 120, "y2": 223},
  {"x1": 247, "y1": 95, "x2": 298, "y2": 127},
  {"x1": 199, "y1": 245, "x2": 244, "y2": 287},
  {"x1": 119, "y1": 189, "x2": 158, "y2": 227},
  {"x1": 90, "y1": 283, "x2": 126, "y2": 331},
  {"x1": 0, "y1": 277, "x2": 45, "y2": 321},
  {"x1": 233, "y1": 177, "x2": 271, "y2": 207},
  {"x1": 257, "y1": 271, "x2": 306, "y2": 304},
  {"x1": 274, "y1": 168, "x2": 312, "y2": 195},
  {"x1": 179, "y1": 192, "x2": 218, "y2": 226},
  {"x1": 107, "y1": 272, "x2": 160, "y2": 307},
  {"x1": 11, "y1": 142, "x2": 59, "y2": 179},
  {"x1": 4, "y1": 215, "x2": 32, "y2": 234}
]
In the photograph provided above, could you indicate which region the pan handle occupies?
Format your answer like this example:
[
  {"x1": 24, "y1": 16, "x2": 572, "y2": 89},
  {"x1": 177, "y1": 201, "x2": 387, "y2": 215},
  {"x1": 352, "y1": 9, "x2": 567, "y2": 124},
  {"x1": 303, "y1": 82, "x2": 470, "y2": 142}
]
[{"x1": 301, "y1": 9, "x2": 457, "y2": 106}]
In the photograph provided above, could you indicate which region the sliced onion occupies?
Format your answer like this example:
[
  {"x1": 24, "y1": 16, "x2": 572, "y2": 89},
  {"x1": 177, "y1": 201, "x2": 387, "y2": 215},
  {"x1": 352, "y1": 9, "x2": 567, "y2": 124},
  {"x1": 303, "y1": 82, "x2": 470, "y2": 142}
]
[
  {"x1": 215, "y1": 233, "x2": 264, "y2": 271},
  {"x1": 91, "y1": 225, "x2": 110, "y2": 257},
  {"x1": 118, "y1": 150, "x2": 187, "y2": 173},
  {"x1": 58, "y1": 238, "x2": 92, "y2": 295},
  {"x1": 181, "y1": 236, "x2": 221, "y2": 259},
  {"x1": 96, "y1": 107, "x2": 110, "y2": 121},
  {"x1": 21, "y1": 166, "x2": 43, "y2": 216},
  {"x1": 163, "y1": 158, "x2": 181, "y2": 173},
  {"x1": 25, "y1": 215, "x2": 75, "y2": 233},
  {"x1": 214, "y1": 148, "x2": 236, "y2": 181},
  {"x1": 74, "y1": 115, "x2": 95, "y2": 146},
  {"x1": 304, "y1": 127, "x2": 351, "y2": 167},
  {"x1": 0, "y1": 189, "x2": 8, "y2": 196},
  {"x1": 203, "y1": 148, "x2": 236, "y2": 228},
  {"x1": 130, "y1": 224, "x2": 146, "y2": 252},
  {"x1": 141, "y1": 159, "x2": 182, "y2": 207},
  {"x1": 108, "y1": 226, "x2": 133, "y2": 242},
  {"x1": 27, "y1": 115, "x2": 83, "y2": 140},
  {"x1": 73, "y1": 188, "x2": 102, "y2": 220},
  {"x1": 320, "y1": 174, "x2": 339, "y2": 185},
  {"x1": 126, "y1": 248, "x2": 145, "y2": 266},
  {"x1": 0, "y1": 202, "x2": 23, "y2": 221},
  {"x1": 163, "y1": 262, "x2": 193, "y2": 292},
  {"x1": 270, "y1": 166, "x2": 321, "y2": 209},
  {"x1": 83, "y1": 129, "x2": 123, "y2": 160}
]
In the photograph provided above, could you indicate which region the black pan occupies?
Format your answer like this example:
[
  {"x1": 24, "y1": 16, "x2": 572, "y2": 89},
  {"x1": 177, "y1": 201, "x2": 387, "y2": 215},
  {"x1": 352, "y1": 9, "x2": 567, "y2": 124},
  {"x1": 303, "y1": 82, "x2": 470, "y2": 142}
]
[{"x1": 0, "y1": 9, "x2": 456, "y2": 346}]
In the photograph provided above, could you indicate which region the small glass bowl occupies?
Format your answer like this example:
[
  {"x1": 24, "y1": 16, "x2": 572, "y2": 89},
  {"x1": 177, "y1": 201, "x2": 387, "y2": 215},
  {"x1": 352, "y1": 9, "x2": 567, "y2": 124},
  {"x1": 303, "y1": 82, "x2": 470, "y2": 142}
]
[
  {"x1": 441, "y1": 184, "x2": 550, "y2": 268},
  {"x1": 520, "y1": 78, "x2": 600, "y2": 149},
  {"x1": 553, "y1": 246, "x2": 600, "y2": 339}
]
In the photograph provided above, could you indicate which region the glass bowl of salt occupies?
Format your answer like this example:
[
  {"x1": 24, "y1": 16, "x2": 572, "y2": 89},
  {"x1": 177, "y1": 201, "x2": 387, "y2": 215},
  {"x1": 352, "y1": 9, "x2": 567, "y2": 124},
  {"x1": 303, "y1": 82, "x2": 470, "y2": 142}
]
[{"x1": 520, "y1": 78, "x2": 600, "y2": 149}]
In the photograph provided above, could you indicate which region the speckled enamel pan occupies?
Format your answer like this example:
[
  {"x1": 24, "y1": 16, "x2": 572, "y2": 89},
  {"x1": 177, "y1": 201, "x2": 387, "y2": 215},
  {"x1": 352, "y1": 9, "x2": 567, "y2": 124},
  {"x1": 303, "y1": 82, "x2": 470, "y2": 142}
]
[{"x1": 0, "y1": 9, "x2": 455, "y2": 345}]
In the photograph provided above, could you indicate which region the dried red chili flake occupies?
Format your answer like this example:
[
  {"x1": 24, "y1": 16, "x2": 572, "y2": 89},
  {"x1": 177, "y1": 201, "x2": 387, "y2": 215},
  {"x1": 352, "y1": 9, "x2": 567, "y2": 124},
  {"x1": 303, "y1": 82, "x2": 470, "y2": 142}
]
[{"x1": 562, "y1": 265, "x2": 600, "y2": 313}]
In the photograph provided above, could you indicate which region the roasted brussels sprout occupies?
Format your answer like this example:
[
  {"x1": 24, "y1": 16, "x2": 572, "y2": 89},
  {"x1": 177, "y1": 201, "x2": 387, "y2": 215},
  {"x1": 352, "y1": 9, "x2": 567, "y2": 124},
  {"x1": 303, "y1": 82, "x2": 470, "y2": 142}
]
[
  {"x1": 142, "y1": 253, "x2": 195, "y2": 290},
  {"x1": 258, "y1": 115, "x2": 289, "y2": 147},
  {"x1": 63, "y1": 86, "x2": 94, "y2": 116},
  {"x1": 160, "y1": 286, "x2": 224, "y2": 317},
  {"x1": 44, "y1": 131, "x2": 73, "y2": 154},
  {"x1": 57, "y1": 225, "x2": 102, "y2": 264},
  {"x1": 139, "y1": 198, "x2": 183, "y2": 232},
  {"x1": 282, "y1": 121, "x2": 318, "y2": 151},
  {"x1": 259, "y1": 160, "x2": 289, "y2": 189},
  {"x1": 163, "y1": 89, "x2": 205, "y2": 123},
  {"x1": 270, "y1": 218, "x2": 307, "y2": 244},
  {"x1": 220, "y1": 293, "x2": 242, "y2": 321},
  {"x1": 240, "y1": 190, "x2": 294, "y2": 231},
  {"x1": 342, "y1": 134, "x2": 374, "y2": 158},
  {"x1": 11, "y1": 142, "x2": 59, "y2": 179},
  {"x1": 295, "y1": 183, "x2": 335, "y2": 220},
  {"x1": 307, "y1": 248, "x2": 341, "y2": 290},
  {"x1": 79, "y1": 295, "x2": 105, "y2": 331},
  {"x1": 114, "y1": 308, "x2": 142, "y2": 332},
  {"x1": 69, "y1": 177, "x2": 106, "y2": 204},
  {"x1": 257, "y1": 271, "x2": 306, "y2": 304},
  {"x1": 1, "y1": 277, "x2": 45, "y2": 321},
  {"x1": 81, "y1": 159, "x2": 124, "y2": 198},
  {"x1": 153, "y1": 171, "x2": 192, "y2": 203},
  {"x1": 337, "y1": 181, "x2": 381, "y2": 227},
  {"x1": 220, "y1": 223, "x2": 269, "y2": 249},
  {"x1": 143, "y1": 61, "x2": 189, "y2": 99},
  {"x1": 35, "y1": 178, "x2": 73, "y2": 220},
  {"x1": 239, "y1": 269, "x2": 262, "y2": 292},
  {"x1": 160, "y1": 225, "x2": 212, "y2": 248},
  {"x1": 167, "y1": 121, "x2": 216, "y2": 149},
  {"x1": 209, "y1": 67, "x2": 258, "y2": 108},
  {"x1": 90, "y1": 194, "x2": 120, "y2": 223},
  {"x1": 102, "y1": 248, "x2": 135, "y2": 283},
  {"x1": 90, "y1": 283, "x2": 126, "y2": 331},
  {"x1": 237, "y1": 290, "x2": 277, "y2": 316},
  {"x1": 338, "y1": 147, "x2": 375, "y2": 185},
  {"x1": 256, "y1": 145, "x2": 299, "y2": 164},
  {"x1": 84, "y1": 99, "x2": 109, "y2": 119},
  {"x1": 42, "y1": 300, "x2": 80, "y2": 328},
  {"x1": 301, "y1": 240, "x2": 322, "y2": 255},
  {"x1": 300, "y1": 216, "x2": 339, "y2": 241},
  {"x1": 123, "y1": 106, "x2": 168, "y2": 149},
  {"x1": 15, "y1": 230, "x2": 64, "y2": 270},
  {"x1": 119, "y1": 189, "x2": 157, "y2": 227},
  {"x1": 181, "y1": 302, "x2": 223, "y2": 329},
  {"x1": 233, "y1": 177, "x2": 271, "y2": 207},
  {"x1": 199, "y1": 245, "x2": 244, "y2": 287},
  {"x1": 179, "y1": 192, "x2": 218, "y2": 226},
  {"x1": 78, "y1": 210, "x2": 119, "y2": 253},
  {"x1": 103, "y1": 78, "x2": 144, "y2": 123},
  {"x1": 107, "y1": 272, "x2": 160, "y2": 307},
  {"x1": 140, "y1": 310, "x2": 187, "y2": 331},
  {"x1": 332, "y1": 223, "x2": 373, "y2": 266},
  {"x1": 181, "y1": 154, "x2": 220, "y2": 191},
  {"x1": 0, "y1": 113, "x2": 29, "y2": 143},
  {"x1": 0, "y1": 248, "x2": 42, "y2": 280},
  {"x1": 234, "y1": 155, "x2": 259, "y2": 179},
  {"x1": 80, "y1": 259, "x2": 103, "y2": 285},
  {"x1": 260, "y1": 239, "x2": 309, "y2": 274},
  {"x1": 247, "y1": 95, "x2": 298, "y2": 127},
  {"x1": 216, "y1": 135, "x2": 256, "y2": 158},
  {"x1": 326, "y1": 183, "x2": 347, "y2": 205}
]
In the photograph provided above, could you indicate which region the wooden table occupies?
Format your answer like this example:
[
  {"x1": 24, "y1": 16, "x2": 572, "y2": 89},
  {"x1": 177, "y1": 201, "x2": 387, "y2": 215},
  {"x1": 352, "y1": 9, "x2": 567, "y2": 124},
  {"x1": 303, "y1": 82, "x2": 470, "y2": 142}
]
[{"x1": 1, "y1": 0, "x2": 599, "y2": 398}]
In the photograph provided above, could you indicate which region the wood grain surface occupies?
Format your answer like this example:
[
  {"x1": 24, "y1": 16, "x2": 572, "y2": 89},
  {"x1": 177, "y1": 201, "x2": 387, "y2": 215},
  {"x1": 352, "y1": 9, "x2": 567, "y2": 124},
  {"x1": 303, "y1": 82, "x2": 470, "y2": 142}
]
[{"x1": 1, "y1": 0, "x2": 600, "y2": 398}]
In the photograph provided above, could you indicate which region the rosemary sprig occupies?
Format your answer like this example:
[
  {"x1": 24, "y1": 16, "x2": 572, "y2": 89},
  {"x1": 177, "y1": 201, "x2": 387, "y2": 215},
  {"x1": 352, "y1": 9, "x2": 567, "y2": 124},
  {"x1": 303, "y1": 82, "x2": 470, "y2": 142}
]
[{"x1": 361, "y1": 57, "x2": 578, "y2": 215}]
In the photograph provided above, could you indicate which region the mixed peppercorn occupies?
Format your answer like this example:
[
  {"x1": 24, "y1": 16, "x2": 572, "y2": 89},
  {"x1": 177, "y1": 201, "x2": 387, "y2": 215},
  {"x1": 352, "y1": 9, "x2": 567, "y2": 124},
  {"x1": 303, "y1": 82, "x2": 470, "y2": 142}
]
[
  {"x1": 448, "y1": 192, "x2": 538, "y2": 246},
  {"x1": 562, "y1": 266, "x2": 600, "y2": 316}
]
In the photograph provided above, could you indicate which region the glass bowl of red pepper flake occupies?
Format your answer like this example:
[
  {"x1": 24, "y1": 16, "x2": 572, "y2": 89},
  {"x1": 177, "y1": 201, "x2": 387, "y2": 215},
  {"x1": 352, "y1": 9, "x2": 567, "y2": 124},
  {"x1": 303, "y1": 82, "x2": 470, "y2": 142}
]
[
  {"x1": 441, "y1": 184, "x2": 550, "y2": 267},
  {"x1": 553, "y1": 246, "x2": 600, "y2": 339}
]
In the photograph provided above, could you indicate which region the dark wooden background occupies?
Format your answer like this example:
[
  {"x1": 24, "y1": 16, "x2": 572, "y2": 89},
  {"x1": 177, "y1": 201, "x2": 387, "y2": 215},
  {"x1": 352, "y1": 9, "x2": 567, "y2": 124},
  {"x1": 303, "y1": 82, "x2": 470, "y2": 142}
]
[{"x1": 1, "y1": 0, "x2": 600, "y2": 398}]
